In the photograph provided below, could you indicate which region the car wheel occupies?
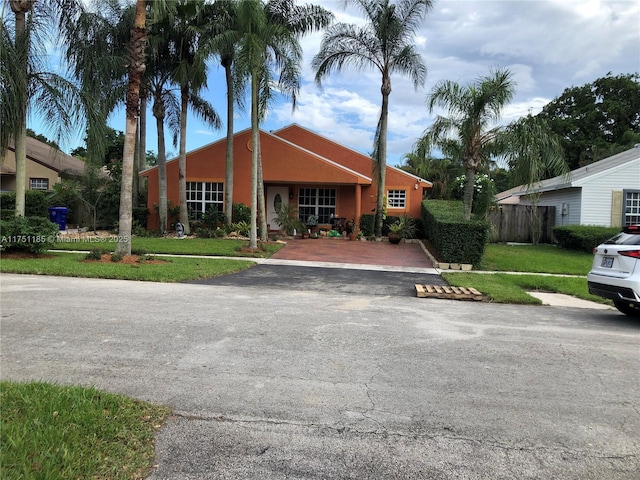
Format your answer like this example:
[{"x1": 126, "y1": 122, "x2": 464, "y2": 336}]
[{"x1": 613, "y1": 300, "x2": 640, "y2": 318}]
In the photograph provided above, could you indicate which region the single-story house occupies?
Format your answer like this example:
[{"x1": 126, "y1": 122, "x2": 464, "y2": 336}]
[
  {"x1": 496, "y1": 145, "x2": 640, "y2": 227},
  {"x1": 141, "y1": 124, "x2": 432, "y2": 231},
  {"x1": 0, "y1": 136, "x2": 86, "y2": 193}
]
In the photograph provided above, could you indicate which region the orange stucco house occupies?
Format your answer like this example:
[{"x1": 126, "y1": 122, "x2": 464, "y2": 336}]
[{"x1": 141, "y1": 124, "x2": 431, "y2": 232}]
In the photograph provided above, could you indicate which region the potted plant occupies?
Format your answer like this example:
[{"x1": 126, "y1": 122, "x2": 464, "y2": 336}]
[
  {"x1": 345, "y1": 219, "x2": 356, "y2": 240},
  {"x1": 273, "y1": 203, "x2": 305, "y2": 237},
  {"x1": 387, "y1": 214, "x2": 417, "y2": 244},
  {"x1": 306, "y1": 214, "x2": 319, "y2": 234}
]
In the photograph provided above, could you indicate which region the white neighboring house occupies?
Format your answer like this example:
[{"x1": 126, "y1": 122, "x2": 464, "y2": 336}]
[{"x1": 496, "y1": 145, "x2": 640, "y2": 228}]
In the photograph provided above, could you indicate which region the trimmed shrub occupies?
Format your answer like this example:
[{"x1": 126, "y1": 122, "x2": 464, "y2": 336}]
[
  {"x1": 423, "y1": 200, "x2": 490, "y2": 265},
  {"x1": 553, "y1": 225, "x2": 620, "y2": 253},
  {"x1": 0, "y1": 216, "x2": 59, "y2": 254},
  {"x1": 0, "y1": 191, "x2": 49, "y2": 219},
  {"x1": 359, "y1": 214, "x2": 375, "y2": 237},
  {"x1": 232, "y1": 203, "x2": 251, "y2": 224}
]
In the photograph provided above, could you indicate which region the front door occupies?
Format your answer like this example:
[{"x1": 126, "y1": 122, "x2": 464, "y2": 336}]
[{"x1": 267, "y1": 186, "x2": 290, "y2": 231}]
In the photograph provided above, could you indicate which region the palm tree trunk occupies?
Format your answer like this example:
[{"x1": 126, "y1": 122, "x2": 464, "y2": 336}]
[
  {"x1": 249, "y1": 72, "x2": 259, "y2": 250},
  {"x1": 14, "y1": 115, "x2": 27, "y2": 218},
  {"x1": 224, "y1": 62, "x2": 234, "y2": 226},
  {"x1": 153, "y1": 97, "x2": 168, "y2": 234},
  {"x1": 257, "y1": 134, "x2": 268, "y2": 242},
  {"x1": 374, "y1": 85, "x2": 390, "y2": 238},
  {"x1": 12, "y1": 5, "x2": 29, "y2": 217},
  {"x1": 178, "y1": 85, "x2": 190, "y2": 234},
  {"x1": 462, "y1": 167, "x2": 475, "y2": 221},
  {"x1": 134, "y1": 91, "x2": 147, "y2": 203},
  {"x1": 116, "y1": 0, "x2": 147, "y2": 256}
]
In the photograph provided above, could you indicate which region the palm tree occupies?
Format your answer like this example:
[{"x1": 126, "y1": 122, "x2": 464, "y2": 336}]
[
  {"x1": 114, "y1": 0, "x2": 148, "y2": 255},
  {"x1": 313, "y1": 0, "x2": 433, "y2": 238},
  {"x1": 63, "y1": 0, "x2": 132, "y2": 165},
  {"x1": 170, "y1": 0, "x2": 221, "y2": 236},
  {"x1": 207, "y1": 0, "x2": 245, "y2": 227},
  {"x1": 501, "y1": 114, "x2": 568, "y2": 243},
  {"x1": 421, "y1": 68, "x2": 515, "y2": 221},
  {"x1": 211, "y1": 0, "x2": 331, "y2": 236},
  {"x1": 233, "y1": 0, "x2": 302, "y2": 249},
  {"x1": 1, "y1": 0, "x2": 86, "y2": 217}
]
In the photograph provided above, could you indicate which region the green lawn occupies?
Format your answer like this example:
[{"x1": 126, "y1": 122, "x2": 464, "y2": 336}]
[
  {"x1": 0, "y1": 381, "x2": 170, "y2": 480},
  {"x1": 479, "y1": 243, "x2": 593, "y2": 275},
  {"x1": 0, "y1": 252, "x2": 255, "y2": 282},
  {"x1": 444, "y1": 243, "x2": 606, "y2": 305},
  {"x1": 52, "y1": 236, "x2": 283, "y2": 257}
]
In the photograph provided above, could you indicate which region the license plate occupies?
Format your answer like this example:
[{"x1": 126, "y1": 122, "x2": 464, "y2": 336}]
[{"x1": 601, "y1": 257, "x2": 614, "y2": 268}]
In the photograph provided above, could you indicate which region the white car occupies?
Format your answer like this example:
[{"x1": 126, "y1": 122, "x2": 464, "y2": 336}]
[{"x1": 587, "y1": 225, "x2": 640, "y2": 317}]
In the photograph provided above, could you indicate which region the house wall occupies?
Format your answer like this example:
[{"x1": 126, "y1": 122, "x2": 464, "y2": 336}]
[
  {"x1": 143, "y1": 127, "x2": 425, "y2": 231},
  {"x1": 1, "y1": 150, "x2": 60, "y2": 191},
  {"x1": 580, "y1": 158, "x2": 640, "y2": 226},
  {"x1": 275, "y1": 125, "x2": 425, "y2": 218},
  {"x1": 522, "y1": 188, "x2": 582, "y2": 227}
]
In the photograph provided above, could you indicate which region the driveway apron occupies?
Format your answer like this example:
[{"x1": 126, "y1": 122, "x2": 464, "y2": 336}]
[{"x1": 187, "y1": 238, "x2": 445, "y2": 296}]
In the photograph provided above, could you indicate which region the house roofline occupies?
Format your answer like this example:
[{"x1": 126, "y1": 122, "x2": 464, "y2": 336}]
[{"x1": 273, "y1": 123, "x2": 432, "y2": 185}]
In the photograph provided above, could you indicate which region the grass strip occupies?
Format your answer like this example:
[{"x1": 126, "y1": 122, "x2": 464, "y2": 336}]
[
  {"x1": 0, "y1": 252, "x2": 255, "y2": 282},
  {"x1": 442, "y1": 272, "x2": 610, "y2": 305},
  {"x1": 479, "y1": 244, "x2": 593, "y2": 275},
  {"x1": 52, "y1": 237, "x2": 283, "y2": 257},
  {"x1": 0, "y1": 381, "x2": 170, "y2": 480}
]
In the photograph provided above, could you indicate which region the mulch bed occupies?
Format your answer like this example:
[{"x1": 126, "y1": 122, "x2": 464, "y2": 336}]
[{"x1": 83, "y1": 254, "x2": 168, "y2": 265}]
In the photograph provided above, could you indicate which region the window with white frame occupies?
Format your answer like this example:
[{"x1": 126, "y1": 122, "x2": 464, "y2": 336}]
[
  {"x1": 186, "y1": 181, "x2": 224, "y2": 220},
  {"x1": 29, "y1": 178, "x2": 49, "y2": 190},
  {"x1": 298, "y1": 188, "x2": 336, "y2": 224},
  {"x1": 387, "y1": 189, "x2": 406, "y2": 209},
  {"x1": 623, "y1": 190, "x2": 640, "y2": 226}
]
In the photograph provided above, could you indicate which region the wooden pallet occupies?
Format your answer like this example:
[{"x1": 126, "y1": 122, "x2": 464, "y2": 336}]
[{"x1": 414, "y1": 284, "x2": 484, "y2": 301}]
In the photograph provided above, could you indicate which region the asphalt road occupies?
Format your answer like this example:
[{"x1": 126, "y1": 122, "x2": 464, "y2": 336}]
[{"x1": 1, "y1": 272, "x2": 639, "y2": 479}]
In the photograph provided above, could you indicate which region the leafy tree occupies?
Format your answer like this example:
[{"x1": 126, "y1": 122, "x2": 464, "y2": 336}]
[
  {"x1": 313, "y1": 0, "x2": 433, "y2": 237},
  {"x1": 539, "y1": 72, "x2": 640, "y2": 169}
]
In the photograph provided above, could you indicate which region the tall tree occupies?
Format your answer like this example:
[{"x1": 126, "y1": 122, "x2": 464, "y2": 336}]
[
  {"x1": 501, "y1": 114, "x2": 568, "y2": 243},
  {"x1": 115, "y1": 0, "x2": 148, "y2": 255},
  {"x1": 170, "y1": 0, "x2": 221, "y2": 236},
  {"x1": 421, "y1": 68, "x2": 515, "y2": 220},
  {"x1": 208, "y1": 0, "x2": 244, "y2": 227},
  {"x1": 64, "y1": 0, "x2": 133, "y2": 162},
  {"x1": 146, "y1": 9, "x2": 179, "y2": 234},
  {"x1": 233, "y1": 0, "x2": 304, "y2": 249},
  {"x1": 211, "y1": 0, "x2": 331, "y2": 239},
  {"x1": 539, "y1": 72, "x2": 640, "y2": 169},
  {"x1": 1, "y1": 0, "x2": 87, "y2": 217},
  {"x1": 313, "y1": 0, "x2": 432, "y2": 238}
]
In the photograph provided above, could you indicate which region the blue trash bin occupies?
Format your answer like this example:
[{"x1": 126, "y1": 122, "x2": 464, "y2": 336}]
[{"x1": 48, "y1": 207, "x2": 69, "y2": 230}]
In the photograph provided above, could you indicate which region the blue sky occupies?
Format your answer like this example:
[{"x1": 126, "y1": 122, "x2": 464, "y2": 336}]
[{"x1": 35, "y1": 0, "x2": 640, "y2": 167}]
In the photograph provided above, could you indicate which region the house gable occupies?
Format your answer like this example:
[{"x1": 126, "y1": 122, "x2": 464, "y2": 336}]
[
  {"x1": 272, "y1": 124, "x2": 429, "y2": 186},
  {"x1": 1, "y1": 137, "x2": 86, "y2": 192}
]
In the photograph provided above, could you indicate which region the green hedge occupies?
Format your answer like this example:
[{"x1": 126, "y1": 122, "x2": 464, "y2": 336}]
[
  {"x1": 553, "y1": 225, "x2": 620, "y2": 253},
  {"x1": 422, "y1": 200, "x2": 490, "y2": 265},
  {"x1": 0, "y1": 216, "x2": 59, "y2": 254},
  {"x1": 0, "y1": 191, "x2": 49, "y2": 219}
]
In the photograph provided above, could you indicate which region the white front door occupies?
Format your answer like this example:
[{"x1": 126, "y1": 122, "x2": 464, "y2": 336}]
[{"x1": 267, "y1": 187, "x2": 290, "y2": 231}]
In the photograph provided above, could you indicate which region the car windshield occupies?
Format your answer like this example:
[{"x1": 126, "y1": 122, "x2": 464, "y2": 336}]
[{"x1": 604, "y1": 233, "x2": 640, "y2": 246}]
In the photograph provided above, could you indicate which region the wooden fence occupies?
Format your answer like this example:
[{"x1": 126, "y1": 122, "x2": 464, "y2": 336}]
[{"x1": 488, "y1": 205, "x2": 556, "y2": 244}]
